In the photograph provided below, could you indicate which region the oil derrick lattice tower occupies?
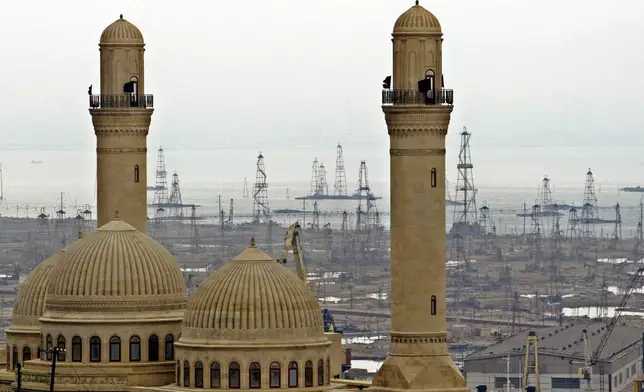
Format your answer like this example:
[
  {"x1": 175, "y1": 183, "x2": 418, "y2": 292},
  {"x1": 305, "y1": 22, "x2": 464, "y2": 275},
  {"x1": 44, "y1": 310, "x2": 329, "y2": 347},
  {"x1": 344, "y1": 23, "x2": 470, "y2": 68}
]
[
  {"x1": 316, "y1": 163, "x2": 329, "y2": 197},
  {"x1": 566, "y1": 207, "x2": 583, "y2": 258},
  {"x1": 478, "y1": 204, "x2": 493, "y2": 252},
  {"x1": 635, "y1": 198, "x2": 644, "y2": 261},
  {"x1": 451, "y1": 126, "x2": 478, "y2": 235},
  {"x1": 609, "y1": 203, "x2": 622, "y2": 250},
  {"x1": 252, "y1": 152, "x2": 270, "y2": 223},
  {"x1": 528, "y1": 204, "x2": 543, "y2": 270},
  {"x1": 152, "y1": 146, "x2": 168, "y2": 206},
  {"x1": 167, "y1": 172, "x2": 183, "y2": 218},
  {"x1": 538, "y1": 175, "x2": 554, "y2": 210},
  {"x1": 551, "y1": 213, "x2": 565, "y2": 259},
  {"x1": 355, "y1": 160, "x2": 379, "y2": 267},
  {"x1": 242, "y1": 177, "x2": 250, "y2": 198},
  {"x1": 580, "y1": 168, "x2": 600, "y2": 243},
  {"x1": 333, "y1": 143, "x2": 348, "y2": 197},
  {"x1": 309, "y1": 158, "x2": 320, "y2": 196}
]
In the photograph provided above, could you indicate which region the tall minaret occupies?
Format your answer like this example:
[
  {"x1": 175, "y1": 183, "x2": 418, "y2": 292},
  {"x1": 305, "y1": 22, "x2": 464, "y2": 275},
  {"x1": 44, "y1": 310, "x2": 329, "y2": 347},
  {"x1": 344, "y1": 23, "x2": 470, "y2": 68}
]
[
  {"x1": 371, "y1": 2, "x2": 466, "y2": 392},
  {"x1": 89, "y1": 15, "x2": 153, "y2": 233}
]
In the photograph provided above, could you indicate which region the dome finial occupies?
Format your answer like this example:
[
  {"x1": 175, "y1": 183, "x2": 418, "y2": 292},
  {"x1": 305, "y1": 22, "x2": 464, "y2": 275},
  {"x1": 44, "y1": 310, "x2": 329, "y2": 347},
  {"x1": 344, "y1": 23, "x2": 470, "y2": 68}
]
[
  {"x1": 250, "y1": 237, "x2": 256, "y2": 248},
  {"x1": 114, "y1": 210, "x2": 120, "y2": 220},
  {"x1": 119, "y1": 14, "x2": 123, "y2": 19},
  {"x1": 415, "y1": 0, "x2": 419, "y2": 5}
]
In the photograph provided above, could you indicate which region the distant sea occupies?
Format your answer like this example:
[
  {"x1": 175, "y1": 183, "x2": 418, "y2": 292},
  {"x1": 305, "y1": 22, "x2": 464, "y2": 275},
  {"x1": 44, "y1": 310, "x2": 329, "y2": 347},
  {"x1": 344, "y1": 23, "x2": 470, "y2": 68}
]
[{"x1": 1, "y1": 148, "x2": 642, "y2": 236}]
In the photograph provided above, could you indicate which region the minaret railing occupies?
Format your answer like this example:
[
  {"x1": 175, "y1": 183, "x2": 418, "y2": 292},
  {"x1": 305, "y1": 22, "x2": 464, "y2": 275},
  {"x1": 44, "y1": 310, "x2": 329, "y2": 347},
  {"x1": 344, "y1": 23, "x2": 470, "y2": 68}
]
[
  {"x1": 382, "y1": 88, "x2": 453, "y2": 105},
  {"x1": 89, "y1": 94, "x2": 154, "y2": 109}
]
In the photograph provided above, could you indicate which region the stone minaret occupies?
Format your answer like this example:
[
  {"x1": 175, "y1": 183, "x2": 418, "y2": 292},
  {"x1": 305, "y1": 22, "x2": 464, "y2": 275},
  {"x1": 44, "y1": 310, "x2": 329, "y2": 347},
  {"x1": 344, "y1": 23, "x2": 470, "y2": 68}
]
[
  {"x1": 370, "y1": 2, "x2": 466, "y2": 392},
  {"x1": 89, "y1": 15, "x2": 153, "y2": 233}
]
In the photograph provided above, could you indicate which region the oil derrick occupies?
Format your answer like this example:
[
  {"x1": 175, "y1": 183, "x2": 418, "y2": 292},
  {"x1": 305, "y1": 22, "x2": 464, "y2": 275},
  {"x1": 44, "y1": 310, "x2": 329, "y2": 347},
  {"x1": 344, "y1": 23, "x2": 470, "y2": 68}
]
[
  {"x1": 167, "y1": 172, "x2": 184, "y2": 218},
  {"x1": 566, "y1": 208, "x2": 583, "y2": 258},
  {"x1": 598, "y1": 274, "x2": 608, "y2": 318},
  {"x1": 309, "y1": 158, "x2": 320, "y2": 196},
  {"x1": 152, "y1": 146, "x2": 168, "y2": 206},
  {"x1": 333, "y1": 143, "x2": 348, "y2": 197},
  {"x1": 451, "y1": 127, "x2": 478, "y2": 235},
  {"x1": 242, "y1": 177, "x2": 250, "y2": 198},
  {"x1": 355, "y1": 161, "x2": 378, "y2": 265},
  {"x1": 316, "y1": 164, "x2": 329, "y2": 196},
  {"x1": 609, "y1": 203, "x2": 622, "y2": 250},
  {"x1": 449, "y1": 233, "x2": 467, "y2": 304},
  {"x1": 56, "y1": 192, "x2": 66, "y2": 221},
  {"x1": 286, "y1": 188, "x2": 291, "y2": 199},
  {"x1": 252, "y1": 152, "x2": 270, "y2": 222},
  {"x1": 226, "y1": 198, "x2": 234, "y2": 226},
  {"x1": 37, "y1": 207, "x2": 50, "y2": 233},
  {"x1": 634, "y1": 199, "x2": 643, "y2": 261},
  {"x1": 478, "y1": 204, "x2": 492, "y2": 251},
  {"x1": 528, "y1": 204, "x2": 543, "y2": 270},
  {"x1": 538, "y1": 175, "x2": 554, "y2": 209},
  {"x1": 580, "y1": 168, "x2": 599, "y2": 243},
  {"x1": 311, "y1": 201, "x2": 320, "y2": 232},
  {"x1": 551, "y1": 214, "x2": 564, "y2": 259},
  {"x1": 190, "y1": 205, "x2": 200, "y2": 255}
]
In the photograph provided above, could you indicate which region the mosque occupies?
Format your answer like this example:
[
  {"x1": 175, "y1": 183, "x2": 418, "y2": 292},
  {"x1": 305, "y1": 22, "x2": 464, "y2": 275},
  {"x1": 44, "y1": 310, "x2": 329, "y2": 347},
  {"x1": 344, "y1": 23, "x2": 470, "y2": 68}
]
[{"x1": 0, "y1": 2, "x2": 464, "y2": 392}]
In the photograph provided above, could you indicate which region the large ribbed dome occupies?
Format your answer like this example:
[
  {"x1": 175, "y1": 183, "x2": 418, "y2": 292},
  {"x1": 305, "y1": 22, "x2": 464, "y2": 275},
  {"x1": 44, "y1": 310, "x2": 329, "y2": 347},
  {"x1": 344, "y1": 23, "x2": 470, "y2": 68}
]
[
  {"x1": 45, "y1": 220, "x2": 186, "y2": 315},
  {"x1": 181, "y1": 243, "x2": 326, "y2": 344},
  {"x1": 393, "y1": 2, "x2": 442, "y2": 34},
  {"x1": 100, "y1": 15, "x2": 144, "y2": 45},
  {"x1": 9, "y1": 251, "x2": 62, "y2": 328}
]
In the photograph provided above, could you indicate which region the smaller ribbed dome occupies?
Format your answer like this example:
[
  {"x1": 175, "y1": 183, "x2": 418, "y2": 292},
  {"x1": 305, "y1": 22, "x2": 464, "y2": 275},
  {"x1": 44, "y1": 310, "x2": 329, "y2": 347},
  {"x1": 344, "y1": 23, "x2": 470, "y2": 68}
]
[
  {"x1": 181, "y1": 243, "x2": 325, "y2": 345},
  {"x1": 100, "y1": 15, "x2": 144, "y2": 45},
  {"x1": 45, "y1": 219, "x2": 186, "y2": 315},
  {"x1": 393, "y1": 2, "x2": 442, "y2": 34},
  {"x1": 9, "y1": 251, "x2": 62, "y2": 328}
]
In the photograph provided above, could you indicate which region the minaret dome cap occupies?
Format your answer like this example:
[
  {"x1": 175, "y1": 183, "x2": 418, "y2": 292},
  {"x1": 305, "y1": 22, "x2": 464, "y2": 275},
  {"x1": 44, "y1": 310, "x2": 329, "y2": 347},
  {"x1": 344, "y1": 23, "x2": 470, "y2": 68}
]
[
  {"x1": 393, "y1": 2, "x2": 442, "y2": 35},
  {"x1": 100, "y1": 15, "x2": 144, "y2": 45}
]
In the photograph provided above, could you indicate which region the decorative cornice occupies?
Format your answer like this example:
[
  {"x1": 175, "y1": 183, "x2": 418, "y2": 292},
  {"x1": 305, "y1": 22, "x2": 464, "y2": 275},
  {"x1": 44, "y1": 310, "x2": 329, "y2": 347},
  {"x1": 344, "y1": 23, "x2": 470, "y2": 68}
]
[
  {"x1": 388, "y1": 129, "x2": 447, "y2": 138},
  {"x1": 96, "y1": 148, "x2": 147, "y2": 154},
  {"x1": 45, "y1": 296, "x2": 187, "y2": 313},
  {"x1": 390, "y1": 148, "x2": 446, "y2": 156}
]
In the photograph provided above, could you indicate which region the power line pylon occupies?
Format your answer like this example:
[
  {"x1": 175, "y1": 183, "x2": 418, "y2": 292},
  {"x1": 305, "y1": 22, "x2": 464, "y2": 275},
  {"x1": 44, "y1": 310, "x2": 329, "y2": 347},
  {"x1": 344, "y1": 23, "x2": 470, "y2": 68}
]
[
  {"x1": 451, "y1": 126, "x2": 479, "y2": 235},
  {"x1": 252, "y1": 152, "x2": 270, "y2": 223},
  {"x1": 334, "y1": 143, "x2": 348, "y2": 197},
  {"x1": 152, "y1": 146, "x2": 168, "y2": 206},
  {"x1": 309, "y1": 158, "x2": 320, "y2": 196},
  {"x1": 316, "y1": 163, "x2": 329, "y2": 197},
  {"x1": 580, "y1": 168, "x2": 599, "y2": 243}
]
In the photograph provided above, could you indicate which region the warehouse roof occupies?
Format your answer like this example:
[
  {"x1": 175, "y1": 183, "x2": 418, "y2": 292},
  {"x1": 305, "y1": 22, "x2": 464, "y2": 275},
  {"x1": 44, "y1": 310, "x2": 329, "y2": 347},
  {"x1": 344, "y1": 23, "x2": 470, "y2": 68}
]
[{"x1": 466, "y1": 321, "x2": 642, "y2": 362}]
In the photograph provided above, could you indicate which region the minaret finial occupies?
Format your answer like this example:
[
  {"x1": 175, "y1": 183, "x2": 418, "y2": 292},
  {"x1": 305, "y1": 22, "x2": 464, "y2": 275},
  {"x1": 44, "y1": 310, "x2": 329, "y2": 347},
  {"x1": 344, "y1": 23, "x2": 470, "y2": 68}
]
[
  {"x1": 119, "y1": 14, "x2": 123, "y2": 19},
  {"x1": 250, "y1": 237, "x2": 256, "y2": 247}
]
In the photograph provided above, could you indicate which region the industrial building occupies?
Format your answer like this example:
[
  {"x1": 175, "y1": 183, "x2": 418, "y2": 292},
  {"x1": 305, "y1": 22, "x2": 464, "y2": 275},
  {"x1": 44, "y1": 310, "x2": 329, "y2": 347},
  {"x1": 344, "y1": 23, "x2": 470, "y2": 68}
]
[{"x1": 464, "y1": 322, "x2": 643, "y2": 392}]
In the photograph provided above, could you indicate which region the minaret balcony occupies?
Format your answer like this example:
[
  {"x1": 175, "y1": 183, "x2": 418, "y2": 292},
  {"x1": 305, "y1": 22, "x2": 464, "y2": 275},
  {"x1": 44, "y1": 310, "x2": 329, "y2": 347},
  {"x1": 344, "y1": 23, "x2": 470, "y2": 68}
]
[
  {"x1": 382, "y1": 89, "x2": 453, "y2": 106},
  {"x1": 89, "y1": 94, "x2": 154, "y2": 109}
]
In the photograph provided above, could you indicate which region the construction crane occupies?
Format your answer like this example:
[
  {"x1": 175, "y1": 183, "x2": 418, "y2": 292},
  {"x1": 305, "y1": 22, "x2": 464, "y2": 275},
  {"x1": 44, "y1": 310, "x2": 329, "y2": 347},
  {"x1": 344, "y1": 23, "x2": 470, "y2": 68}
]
[
  {"x1": 574, "y1": 267, "x2": 644, "y2": 392},
  {"x1": 284, "y1": 223, "x2": 308, "y2": 282}
]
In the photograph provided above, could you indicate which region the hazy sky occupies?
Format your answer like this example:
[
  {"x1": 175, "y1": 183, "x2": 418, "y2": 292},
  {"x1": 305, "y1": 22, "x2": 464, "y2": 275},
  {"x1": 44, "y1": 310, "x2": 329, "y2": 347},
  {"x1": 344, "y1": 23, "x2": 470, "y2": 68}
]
[{"x1": 0, "y1": 0, "x2": 643, "y2": 188}]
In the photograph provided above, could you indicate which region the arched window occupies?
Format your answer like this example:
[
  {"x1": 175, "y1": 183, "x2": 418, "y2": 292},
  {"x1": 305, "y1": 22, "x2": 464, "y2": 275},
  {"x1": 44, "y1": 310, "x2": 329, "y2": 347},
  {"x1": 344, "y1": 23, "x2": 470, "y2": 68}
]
[
  {"x1": 270, "y1": 362, "x2": 281, "y2": 388},
  {"x1": 109, "y1": 336, "x2": 121, "y2": 362},
  {"x1": 148, "y1": 335, "x2": 159, "y2": 361},
  {"x1": 129, "y1": 336, "x2": 140, "y2": 362},
  {"x1": 210, "y1": 362, "x2": 221, "y2": 388},
  {"x1": 11, "y1": 346, "x2": 17, "y2": 370},
  {"x1": 90, "y1": 336, "x2": 101, "y2": 362},
  {"x1": 164, "y1": 334, "x2": 174, "y2": 360},
  {"x1": 229, "y1": 362, "x2": 241, "y2": 389},
  {"x1": 195, "y1": 361, "x2": 204, "y2": 388},
  {"x1": 46, "y1": 335, "x2": 53, "y2": 361},
  {"x1": 134, "y1": 165, "x2": 140, "y2": 183},
  {"x1": 431, "y1": 168, "x2": 437, "y2": 188},
  {"x1": 431, "y1": 295, "x2": 437, "y2": 315},
  {"x1": 326, "y1": 358, "x2": 330, "y2": 383},
  {"x1": 71, "y1": 336, "x2": 82, "y2": 362},
  {"x1": 57, "y1": 335, "x2": 66, "y2": 361},
  {"x1": 317, "y1": 359, "x2": 324, "y2": 385},
  {"x1": 176, "y1": 360, "x2": 180, "y2": 386},
  {"x1": 183, "y1": 360, "x2": 190, "y2": 387},
  {"x1": 304, "y1": 361, "x2": 313, "y2": 387},
  {"x1": 22, "y1": 347, "x2": 31, "y2": 362},
  {"x1": 288, "y1": 362, "x2": 298, "y2": 388},
  {"x1": 249, "y1": 362, "x2": 261, "y2": 389}
]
